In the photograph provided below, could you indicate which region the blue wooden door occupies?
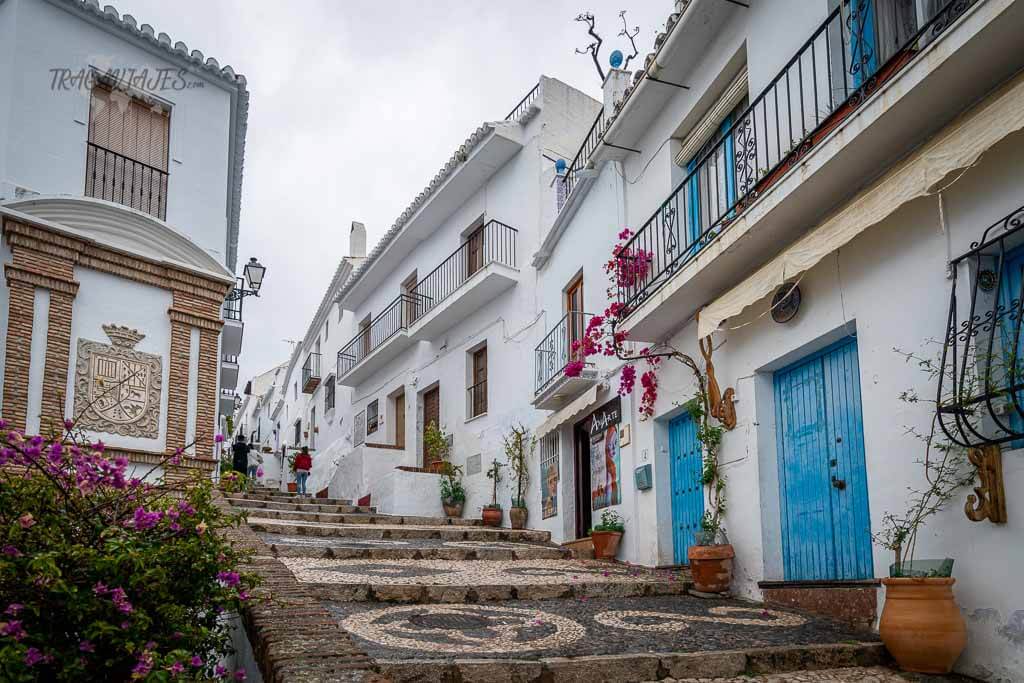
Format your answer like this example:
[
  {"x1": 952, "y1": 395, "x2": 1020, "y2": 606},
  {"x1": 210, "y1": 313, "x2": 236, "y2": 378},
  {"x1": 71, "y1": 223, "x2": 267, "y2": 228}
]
[
  {"x1": 997, "y1": 245, "x2": 1024, "y2": 444},
  {"x1": 669, "y1": 413, "x2": 704, "y2": 565},
  {"x1": 686, "y1": 115, "x2": 736, "y2": 256},
  {"x1": 774, "y1": 338, "x2": 873, "y2": 580},
  {"x1": 848, "y1": 0, "x2": 878, "y2": 88}
]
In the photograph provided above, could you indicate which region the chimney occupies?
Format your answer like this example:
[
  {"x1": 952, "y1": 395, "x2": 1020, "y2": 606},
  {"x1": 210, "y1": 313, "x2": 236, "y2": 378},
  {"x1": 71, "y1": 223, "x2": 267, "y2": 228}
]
[
  {"x1": 350, "y1": 221, "x2": 366, "y2": 258},
  {"x1": 602, "y1": 68, "x2": 632, "y2": 119}
]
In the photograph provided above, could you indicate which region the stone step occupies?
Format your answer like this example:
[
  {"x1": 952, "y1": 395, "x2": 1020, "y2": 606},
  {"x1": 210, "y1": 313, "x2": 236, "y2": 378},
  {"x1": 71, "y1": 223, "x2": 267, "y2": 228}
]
[
  {"x1": 228, "y1": 503, "x2": 481, "y2": 527},
  {"x1": 224, "y1": 497, "x2": 376, "y2": 514},
  {"x1": 283, "y1": 557, "x2": 692, "y2": 604},
  {"x1": 233, "y1": 492, "x2": 353, "y2": 506},
  {"x1": 259, "y1": 535, "x2": 572, "y2": 561},
  {"x1": 248, "y1": 517, "x2": 552, "y2": 544}
]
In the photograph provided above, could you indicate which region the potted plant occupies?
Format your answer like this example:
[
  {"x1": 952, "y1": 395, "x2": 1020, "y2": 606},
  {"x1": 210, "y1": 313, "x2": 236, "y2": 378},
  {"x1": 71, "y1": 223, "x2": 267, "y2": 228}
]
[
  {"x1": 285, "y1": 452, "x2": 297, "y2": 493},
  {"x1": 439, "y1": 461, "x2": 466, "y2": 518},
  {"x1": 483, "y1": 458, "x2": 504, "y2": 527},
  {"x1": 590, "y1": 509, "x2": 624, "y2": 559},
  {"x1": 504, "y1": 423, "x2": 534, "y2": 530}
]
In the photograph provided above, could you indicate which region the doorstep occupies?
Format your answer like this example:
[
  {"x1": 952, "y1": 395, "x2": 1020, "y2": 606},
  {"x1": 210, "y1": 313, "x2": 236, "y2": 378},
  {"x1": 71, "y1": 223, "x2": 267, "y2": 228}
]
[
  {"x1": 758, "y1": 579, "x2": 880, "y2": 631},
  {"x1": 561, "y1": 537, "x2": 594, "y2": 560}
]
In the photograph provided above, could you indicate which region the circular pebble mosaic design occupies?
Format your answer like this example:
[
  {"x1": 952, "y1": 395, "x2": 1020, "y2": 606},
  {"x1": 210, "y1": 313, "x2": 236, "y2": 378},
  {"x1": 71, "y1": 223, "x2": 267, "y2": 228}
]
[
  {"x1": 594, "y1": 606, "x2": 808, "y2": 632},
  {"x1": 340, "y1": 604, "x2": 585, "y2": 654}
]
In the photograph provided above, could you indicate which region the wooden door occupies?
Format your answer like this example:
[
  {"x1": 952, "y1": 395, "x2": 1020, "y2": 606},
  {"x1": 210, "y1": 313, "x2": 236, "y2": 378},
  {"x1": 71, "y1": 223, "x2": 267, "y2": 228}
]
[
  {"x1": 359, "y1": 319, "x2": 371, "y2": 359},
  {"x1": 423, "y1": 387, "x2": 440, "y2": 466},
  {"x1": 466, "y1": 227, "x2": 485, "y2": 278},
  {"x1": 395, "y1": 393, "x2": 406, "y2": 449},
  {"x1": 669, "y1": 412, "x2": 704, "y2": 564},
  {"x1": 565, "y1": 276, "x2": 584, "y2": 361},
  {"x1": 573, "y1": 421, "x2": 592, "y2": 539}
]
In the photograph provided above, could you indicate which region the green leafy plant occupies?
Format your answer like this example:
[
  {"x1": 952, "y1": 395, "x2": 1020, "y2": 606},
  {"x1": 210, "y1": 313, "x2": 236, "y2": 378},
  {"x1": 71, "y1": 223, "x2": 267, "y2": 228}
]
[
  {"x1": 423, "y1": 421, "x2": 449, "y2": 465},
  {"x1": 484, "y1": 459, "x2": 504, "y2": 509},
  {"x1": 217, "y1": 470, "x2": 247, "y2": 494},
  {"x1": 685, "y1": 389, "x2": 728, "y2": 546},
  {"x1": 439, "y1": 462, "x2": 466, "y2": 505},
  {"x1": 503, "y1": 424, "x2": 535, "y2": 509},
  {"x1": 590, "y1": 509, "x2": 624, "y2": 533}
]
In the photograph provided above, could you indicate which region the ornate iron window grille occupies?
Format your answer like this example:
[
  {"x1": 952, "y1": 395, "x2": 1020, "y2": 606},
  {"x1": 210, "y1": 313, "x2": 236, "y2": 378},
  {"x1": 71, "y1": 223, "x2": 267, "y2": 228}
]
[{"x1": 938, "y1": 204, "x2": 1024, "y2": 447}]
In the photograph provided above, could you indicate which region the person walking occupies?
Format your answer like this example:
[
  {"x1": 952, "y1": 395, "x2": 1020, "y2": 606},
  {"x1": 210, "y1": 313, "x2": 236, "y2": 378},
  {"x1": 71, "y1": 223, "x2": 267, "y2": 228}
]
[
  {"x1": 246, "y1": 449, "x2": 263, "y2": 491},
  {"x1": 231, "y1": 434, "x2": 250, "y2": 476},
  {"x1": 293, "y1": 446, "x2": 312, "y2": 497}
]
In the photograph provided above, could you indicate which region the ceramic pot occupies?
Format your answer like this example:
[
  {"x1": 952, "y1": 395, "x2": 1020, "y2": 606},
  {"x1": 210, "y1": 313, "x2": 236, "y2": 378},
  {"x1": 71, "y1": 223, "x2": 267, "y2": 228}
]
[
  {"x1": 482, "y1": 506, "x2": 503, "y2": 527},
  {"x1": 510, "y1": 507, "x2": 528, "y2": 530},
  {"x1": 688, "y1": 544, "x2": 734, "y2": 593},
  {"x1": 287, "y1": 482, "x2": 297, "y2": 493},
  {"x1": 591, "y1": 531, "x2": 623, "y2": 560},
  {"x1": 880, "y1": 577, "x2": 967, "y2": 674},
  {"x1": 442, "y1": 500, "x2": 464, "y2": 518}
]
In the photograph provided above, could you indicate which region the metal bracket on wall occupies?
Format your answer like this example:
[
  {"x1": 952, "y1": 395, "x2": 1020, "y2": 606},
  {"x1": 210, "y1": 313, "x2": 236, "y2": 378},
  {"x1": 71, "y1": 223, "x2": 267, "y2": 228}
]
[{"x1": 965, "y1": 444, "x2": 1007, "y2": 523}]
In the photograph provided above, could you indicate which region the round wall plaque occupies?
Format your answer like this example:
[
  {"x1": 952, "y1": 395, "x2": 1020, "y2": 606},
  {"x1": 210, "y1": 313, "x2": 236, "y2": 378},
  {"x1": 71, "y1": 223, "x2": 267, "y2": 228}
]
[{"x1": 771, "y1": 284, "x2": 802, "y2": 323}]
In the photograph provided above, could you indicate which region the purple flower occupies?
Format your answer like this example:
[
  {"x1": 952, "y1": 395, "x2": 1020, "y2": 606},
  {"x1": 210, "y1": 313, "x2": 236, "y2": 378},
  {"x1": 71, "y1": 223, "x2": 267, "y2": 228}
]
[
  {"x1": 109, "y1": 587, "x2": 133, "y2": 614},
  {"x1": 79, "y1": 640, "x2": 95, "y2": 653},
  {"x1": 5, "y1": 604, "x2": 23, "y2": 616},
  {"x1": 18, "y1": 513, "x2": 35, "y2": 529},
  {"x1": 217, "y1": 571, "x2": 241, "y2": 588},
  {"x1": 120, "y1": 620, "x2": 131, "y2": 630},
  {"x1": 0, "y1": 419, "x2": 7, "y2": 430},
  {"x1": 237, "y1": 590, "x2": 250, "y2": 602},
  {"x1": 93, "y1": 582, "x2": 109, "y2": 596},
  {"x1": 169, "y1": 661, "x2": 185, "y2": 674},
  {"x1": 1, "y1": 619, "x2": 26, "y2": 640},
  {"x1": 215, "y1": 434, "x2": 225, "y2": 444},
  {"x1": 190, "y1": 655, "x2": 203, "y2": 667},
  {"x1": 132, "y1": 507, "x2": 161, "y2": 531},
  {"x1": 63, "y1": 418, "x2": 74, "y2": 431},
  {"x1": 132, "y1": 654, "x2": 152, "y2": 677},
  {"x1": 215, "y1": 664, "x2": 229, "y2": 678},
  {"x1": 1, "y1": 545, "x2": 21, "y2": 558},
  {"x1": 24, "y1": 647, "x2": 45, "y2": 666},
  {"x1": 234, "y1": 669, "x2": 247, "y2": 681}
]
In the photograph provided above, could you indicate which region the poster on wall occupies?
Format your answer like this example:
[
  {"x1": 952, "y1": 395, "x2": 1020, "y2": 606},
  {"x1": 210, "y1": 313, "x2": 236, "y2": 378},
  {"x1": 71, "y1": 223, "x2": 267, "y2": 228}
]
[
  {"x1": 540, "y1": 434, "x2": 558, "y2": 519},
  {"x1": 589, "y1": 397, "x2": 621, "y2": 511}
]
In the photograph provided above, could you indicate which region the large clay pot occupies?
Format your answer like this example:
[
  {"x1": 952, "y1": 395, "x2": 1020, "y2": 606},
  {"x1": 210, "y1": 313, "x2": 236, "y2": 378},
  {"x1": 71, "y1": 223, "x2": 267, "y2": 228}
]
[
  {"x1": 688, "y1": 544, "x2": 734, "y2": 593},
  {"x1": 880, "y1": 577, "x2": 967, "y2": 673},
  {"x1": 591, "y1": 531, "x2": 623, "y2": 560},
  {"x1": 442, "y1": 500, "x2": 464, "y2": 518},
  {"x1": 482, "y1": 506, "x2": 503, "y2": 527},
  {"x1": 509, "y1": 507, "x2": 528, "y2": 530},
  {"x1": 287, "y1": 482, "x2": 297, "y2": 493}
]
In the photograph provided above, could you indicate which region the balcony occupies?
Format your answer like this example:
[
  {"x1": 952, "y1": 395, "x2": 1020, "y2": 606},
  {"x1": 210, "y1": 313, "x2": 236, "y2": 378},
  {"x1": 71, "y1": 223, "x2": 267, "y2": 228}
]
[
  {"x1": 336, "y1": 294, "x2": 420, "y2": 387},
  {"x1": 219, "y1": 389, "x2": 236, "y2": 416},
  {"x1": 301, "y1": 352, "x2": 321, "y2": 394},
  {"x1": 533, "y1": 311, "x2": 599, "y2": 411},
  {"x1": 408, "y1": 220, "x2": 519, "y2": 341},
  {"x1": 221, "y1": 354, "x2": 239, "y2": 392},
  {"x1": 559, "y1": 107, "x2": 606, "y2": 211},
  {"x1": 617, "y1": 0, "x2": 1019, "y2": 341},
  {"x1": 221, "y1": 290, "x2": 243, "y2": 357},
  {"x1": 85, "y1": 143, "x2": 168, "y2": 220}
]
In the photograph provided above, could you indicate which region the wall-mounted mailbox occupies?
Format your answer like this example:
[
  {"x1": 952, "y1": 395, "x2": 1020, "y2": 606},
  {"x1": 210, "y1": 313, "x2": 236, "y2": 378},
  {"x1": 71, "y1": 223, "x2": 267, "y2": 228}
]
[{"x1": 634, "y1": 463, "x2": 652, "y2": 491}]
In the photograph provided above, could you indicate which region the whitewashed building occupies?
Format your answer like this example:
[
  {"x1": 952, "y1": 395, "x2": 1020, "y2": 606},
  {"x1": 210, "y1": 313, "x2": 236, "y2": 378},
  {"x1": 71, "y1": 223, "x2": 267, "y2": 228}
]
[
  {"x1": 229, "y1": 361, "x2": 286, "y2": 482},
  {"x1": 0, "y1": 0, "x2": 250, "y2": 475},
  {"x1": 531, "y1": 0, "x2": 1024, "y2": 678}
]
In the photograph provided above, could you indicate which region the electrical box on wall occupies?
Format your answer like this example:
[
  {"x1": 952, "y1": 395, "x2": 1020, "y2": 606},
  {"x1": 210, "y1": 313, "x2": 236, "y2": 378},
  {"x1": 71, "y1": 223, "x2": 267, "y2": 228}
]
[{"x1": 634, "y1": 464, "x2": 652, "y2": 491}]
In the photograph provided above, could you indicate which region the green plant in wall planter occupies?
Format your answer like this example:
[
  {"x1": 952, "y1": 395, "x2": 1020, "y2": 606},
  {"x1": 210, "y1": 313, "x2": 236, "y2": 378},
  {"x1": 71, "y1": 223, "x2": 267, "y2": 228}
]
[
  {"x1": 483, "y1": 458, "x2": 504, "y2": 527},
  {"x1": 590, "y1": 509, "x2": 624, "y2": 560},
  {"x1": 504, "y1": 423, "x2": 535, "y2": 530},
  {"x1": 425, "y1": 422, "x2": 464, "y2": 517}
]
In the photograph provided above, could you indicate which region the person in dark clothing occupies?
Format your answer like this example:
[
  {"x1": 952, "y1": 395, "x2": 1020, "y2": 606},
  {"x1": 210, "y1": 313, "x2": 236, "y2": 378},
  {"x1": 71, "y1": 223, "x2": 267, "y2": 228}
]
[{"x1": 231, "y1": 434, "x2": 250, "y2": 474}]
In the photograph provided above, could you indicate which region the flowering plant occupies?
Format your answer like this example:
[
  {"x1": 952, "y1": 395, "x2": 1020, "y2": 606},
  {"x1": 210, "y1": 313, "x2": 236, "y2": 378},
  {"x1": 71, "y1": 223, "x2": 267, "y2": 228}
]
[
  {"x1": 0, "y1": 419, "x2": 256, "y2": 681},
  {"x1": 217, "y1": 470, "x2": 247, "y2": 494}
]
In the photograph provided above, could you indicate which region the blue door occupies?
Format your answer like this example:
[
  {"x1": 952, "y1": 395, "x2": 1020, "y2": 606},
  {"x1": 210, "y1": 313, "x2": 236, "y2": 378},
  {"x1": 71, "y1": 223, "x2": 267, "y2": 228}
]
[
  {"x1": 669, "y1": 413, "x2": 704, "y2": 565},
  {"x1": 774, "y1": 338, "x2": 873, "y2": 580},
  {"x1": 849, "y1": 0, "x2": 878, "y2": 88},
  {"x1": 997, "y1": 245, "x2": 1024, "y2": 444},
  {"x1": 686, "y1": 115, "x2": 736, "y2": 257}
]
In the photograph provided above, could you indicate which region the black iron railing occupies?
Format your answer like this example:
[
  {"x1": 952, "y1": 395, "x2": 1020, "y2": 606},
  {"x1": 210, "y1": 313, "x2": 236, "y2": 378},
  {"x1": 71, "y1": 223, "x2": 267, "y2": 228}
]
[
  {"x1": 468, "y1": 380, "x2": 488, "y2": 417},
  {"x1": 337, "y1": 294, "x2": 422, "y2": 376},
  {"x1": 616, "y1": 0, "x2": 977, "y2": 312},
  {"x1": 222, "y1": 355, "x2": 238, "y2": 365},
  {"x1": 222, "y1": 290, "x2": 243, "y2": 321},
  {"x1": 85, "y1": 142, "x2": 168, "y2": 220},
  {"x1": 506, "y1": 83, "x2": 540, "y2": 121},
  {"x1": 561, "y1": 107, "x2": 606, "y2": 203},
  {"x1": 939, "y1": 204, "x2": 1024, "y2": 447},
  {"x1": 301, "y1": 352, "x2": 321, "y2": 393},
  {"x1": 409, "y1": 220, "x2": 517, "y2": 323},
  {"x1": 535, "y1": 311, "x2": 592, "y2": 394}
]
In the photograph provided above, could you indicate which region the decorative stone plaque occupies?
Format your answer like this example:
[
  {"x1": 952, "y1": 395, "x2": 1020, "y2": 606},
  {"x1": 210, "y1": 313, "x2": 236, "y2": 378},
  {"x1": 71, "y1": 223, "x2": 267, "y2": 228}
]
[{"x1": 73, "y1": 325, "x2": 162, "y2": 438}]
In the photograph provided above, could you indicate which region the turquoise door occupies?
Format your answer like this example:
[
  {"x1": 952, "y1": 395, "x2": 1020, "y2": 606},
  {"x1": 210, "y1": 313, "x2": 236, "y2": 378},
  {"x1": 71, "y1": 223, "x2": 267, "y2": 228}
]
[
  {"x1": 686, "y1": 115, "x2": 736, "y2": 256},
  {"x1": 774, "y1": 338, "x2": 873, "y2": 580},
  {"x1": 849, "y1": 0, "x2": 878, "y2": 88},
  {"x1": 669, "y1": 413, "x2": 704, "y2": 565},
  {"x1": 997, "y1": 245, "x2": 1024, "y2": 444}
]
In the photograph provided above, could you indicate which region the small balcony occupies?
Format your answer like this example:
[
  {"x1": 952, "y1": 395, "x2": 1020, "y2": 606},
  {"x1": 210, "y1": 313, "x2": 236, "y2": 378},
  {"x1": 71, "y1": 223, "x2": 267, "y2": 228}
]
[
  {"x1": 219, "y1": 389, "x2": 236, "y2": 416},
  {"x1": 533, "y1": 311, "x2": 599, "y2": 411},
  {"x1": 221, "y1": 291, "x2": 243, "y2": 357},
  {"x1": 85, "y1": 142, "x2": 168, "y2": 220},
  {"x1": 301, "y1": 352, "x2": 321, "y2": 394},
  {"x1": 221, "y1": 354, "x2": 239, "y2": 392},
  {"x1": 336, "y1": 294, "x2": 419, "y2": 387},
  {"x1": 408, "y1": 220, "x2": 519, "y2": 341}
]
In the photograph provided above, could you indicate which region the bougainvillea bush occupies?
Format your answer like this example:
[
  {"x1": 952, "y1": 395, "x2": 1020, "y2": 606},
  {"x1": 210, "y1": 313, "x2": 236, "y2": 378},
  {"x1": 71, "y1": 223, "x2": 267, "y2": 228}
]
[{"x1": 0, "y1": 422, "x2": 256, "y2": 681}]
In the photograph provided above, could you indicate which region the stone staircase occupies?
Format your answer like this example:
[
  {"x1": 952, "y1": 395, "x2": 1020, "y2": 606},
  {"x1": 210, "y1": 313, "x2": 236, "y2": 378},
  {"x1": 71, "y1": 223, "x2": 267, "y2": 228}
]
[{"x1": 227, "y1": 493, "x2": 887, "y2": 682}]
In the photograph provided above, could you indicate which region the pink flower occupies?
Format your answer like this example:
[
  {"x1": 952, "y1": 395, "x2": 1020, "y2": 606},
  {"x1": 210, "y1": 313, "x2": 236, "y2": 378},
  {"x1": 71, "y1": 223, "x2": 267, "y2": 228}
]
[
  {"x1": 237, "y1": 590, "x2": 250, "y2": 602},
  {"x1": 5, "y1": 604, "x2": 23, "y2": 616},
  {"x1": 2, "y1": 545, "x2": 22, "y2": 558},
  {"x1": 79, "y1": 640, "x2": 95, "y2": 653},
  {"x1": 196, "y1": 521, "x2": 208, "y2": 535},
  {"x1": 217, "y1": 571, "x2": 241, "y2": 588},
  {"x1": 169, "y1": 661, "x2": 185, "y2": 674},
  {"x1": 63, "y1": 418, "x2": 74, "y2": 431},
  {"x1": 215, "y1": 664, "x2": 229, "y2": 678},
  {"x1": 18, "y1": 513, "x2": 35, "y2": 529},
  {"x1": 234, "y1": 669, "x2": 247, "y2": 681},
  {"x1": 190, "y1": 655, "x2": 203, "y2": 667},
  {"x1": 24, "y1": 647, "x2": 45, "y2": 667},
  {"x1": 215, "y1": 434, "x2": 225, "y2": 444},
  {"x1": 1, "y1": 619, "x2": 26, "y2": 640},
  {"x1": 564, "y1": 360, "x2": 585, "y2": 378}
]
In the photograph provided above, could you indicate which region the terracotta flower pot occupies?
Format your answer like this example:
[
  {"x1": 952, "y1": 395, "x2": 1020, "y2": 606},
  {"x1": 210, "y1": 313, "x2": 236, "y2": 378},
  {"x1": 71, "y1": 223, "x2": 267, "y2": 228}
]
[
  {"x1": 509, "y1": 507, "x2": 528, "y2": 530},
  {"x1": 591, "y1": 530, "x2": 623, "y2": 560},
  {"x1": 880, "y1": 577, "x2": 967, "y2": 674},
  {"x1": 443, "y1": 501, "x2": 464, "y2": 518},
  {"x1": 287, "y1": 482, "x2": 297, "y2": 493},
  {"x1": 482, "y1": 506, "x2": 503, "y2": 527},
  {"x1": 688, "y1": 544, "x2": 734, "y2": 593}
]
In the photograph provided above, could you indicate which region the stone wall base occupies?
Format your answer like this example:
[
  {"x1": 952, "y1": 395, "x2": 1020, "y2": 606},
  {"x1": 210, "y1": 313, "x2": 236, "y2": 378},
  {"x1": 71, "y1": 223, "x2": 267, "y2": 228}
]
[{"x1": 759, "y1": 580, "x2": 879, "y2": 631}]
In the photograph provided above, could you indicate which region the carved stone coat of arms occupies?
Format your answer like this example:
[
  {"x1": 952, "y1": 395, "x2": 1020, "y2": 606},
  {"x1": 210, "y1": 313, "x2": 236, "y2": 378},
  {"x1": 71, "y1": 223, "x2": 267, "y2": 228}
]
[{"x1": 73, "y1": 325, "x2": 162, "y2": 438}]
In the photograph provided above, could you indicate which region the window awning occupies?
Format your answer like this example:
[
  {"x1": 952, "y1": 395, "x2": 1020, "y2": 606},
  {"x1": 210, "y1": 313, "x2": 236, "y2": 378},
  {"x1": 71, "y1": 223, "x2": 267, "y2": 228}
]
[
  {"x1": 698, "y1": 69, "x2": 1024, "y2": 338},
  {"x1": 536, "y1": 384, "x2": 603, "y2": 439}
]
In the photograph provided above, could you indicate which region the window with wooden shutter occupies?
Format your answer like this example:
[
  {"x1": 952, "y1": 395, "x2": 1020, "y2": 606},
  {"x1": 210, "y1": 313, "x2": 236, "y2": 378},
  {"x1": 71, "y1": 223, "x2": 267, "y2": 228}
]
[
  {"x1": 469, "y1": 347, "x2": 487, "y2": 417},
  {"x1": 85, "y1": 84, "x2": 170, "y2": 219},
  {"x1": 422, "y1": 387, "x2": 441, "y2": 466}
]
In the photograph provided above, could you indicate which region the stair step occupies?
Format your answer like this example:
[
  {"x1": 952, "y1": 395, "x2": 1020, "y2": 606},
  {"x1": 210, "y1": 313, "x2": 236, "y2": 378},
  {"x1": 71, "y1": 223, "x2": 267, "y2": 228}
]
[
  {"x1": 225, "y1": 497, "x2": 375, "y2": 514},
  {"x1": 248, "y1": 518, "x2": 552, "y2": 543},
  {"x1": 234, "y1": 492, "x2": 353, "y2": 505},
  {"x1": 228, "y1": 504, "x2": 481, "y2": 527},
  {"x1": 262, "y1": 540, "x2": 571, "y2": 562}
]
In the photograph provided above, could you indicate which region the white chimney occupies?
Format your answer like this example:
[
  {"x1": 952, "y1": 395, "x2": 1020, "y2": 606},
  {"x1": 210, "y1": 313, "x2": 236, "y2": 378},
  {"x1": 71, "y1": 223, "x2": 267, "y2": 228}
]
[
  {"x1": 602, "y1": 68, "x2": 633, "y2": 118},
  {"x1": 350, "y1": 221, "x2": 366, "y2": 258}
]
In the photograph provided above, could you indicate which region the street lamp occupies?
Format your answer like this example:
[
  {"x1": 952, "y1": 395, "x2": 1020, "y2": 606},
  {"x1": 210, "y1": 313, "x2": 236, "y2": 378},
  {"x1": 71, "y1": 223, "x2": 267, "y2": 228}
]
[{"x1": 226, "y1": 256, "x2": 267, "y2": 301}]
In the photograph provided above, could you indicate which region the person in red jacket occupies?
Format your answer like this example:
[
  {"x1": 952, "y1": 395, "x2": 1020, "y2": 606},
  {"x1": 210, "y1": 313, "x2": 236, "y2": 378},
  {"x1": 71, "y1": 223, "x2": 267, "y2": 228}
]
[{"x1": 293, "y1": 446, "x2": 313, "y2": 496}]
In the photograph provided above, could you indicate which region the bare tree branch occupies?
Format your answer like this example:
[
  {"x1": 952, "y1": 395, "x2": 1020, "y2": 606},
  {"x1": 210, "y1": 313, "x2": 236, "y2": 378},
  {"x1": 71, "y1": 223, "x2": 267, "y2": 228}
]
[
  {"x1": 575, "y1": 12, "x2": 606, "y2": 81},
  {"x1": 617, "y1": 10, "x2": 641, "y2": 71}
]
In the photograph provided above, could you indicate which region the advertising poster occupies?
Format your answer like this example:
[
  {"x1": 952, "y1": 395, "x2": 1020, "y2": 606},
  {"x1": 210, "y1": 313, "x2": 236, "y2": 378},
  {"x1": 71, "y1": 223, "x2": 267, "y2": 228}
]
[
  {"x1": 541, "y1": 457, "x2": 558, "y2": 519},
  {"x1": 589, "y1": 397, "x2": 621, "y2": 511}
]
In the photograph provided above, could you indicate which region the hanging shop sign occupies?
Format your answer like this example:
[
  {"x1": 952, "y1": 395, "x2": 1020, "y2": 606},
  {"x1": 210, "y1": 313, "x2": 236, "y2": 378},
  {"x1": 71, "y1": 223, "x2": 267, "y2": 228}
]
[{"x1": 588, "y1": 397, "x2": 622, "y2": 511}]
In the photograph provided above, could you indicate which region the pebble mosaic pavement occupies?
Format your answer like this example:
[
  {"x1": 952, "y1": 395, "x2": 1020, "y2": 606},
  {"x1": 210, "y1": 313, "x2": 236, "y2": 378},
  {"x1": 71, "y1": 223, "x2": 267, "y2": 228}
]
[{"x1": 644, "y1": 667, "x2": 912, "y2": 682}]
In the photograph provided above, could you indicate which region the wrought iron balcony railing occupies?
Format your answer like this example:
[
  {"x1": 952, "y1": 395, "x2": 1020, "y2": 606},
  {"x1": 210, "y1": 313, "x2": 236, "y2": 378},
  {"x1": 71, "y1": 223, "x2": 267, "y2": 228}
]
[
  {"x1": 560, "y1": 107, "x2": 606, "y2": 205},
  {"x1": 939, "y1": 204, "x2": 1024, "y2": 448},
  {"x1": 408, "y1": 220, "x2": 517, "y2": 323},
  {"x1": 337, "y1": 294, "x2": 423, "y2": 376},
  {"x1": 301, "y1": 352, "x2": 321, "y2": 394},
  {"x1": 535, "y1": 311, "x2": 593, "y2": 395},
  {"x1": 222, "y1": 290, "x2": 243, "y2": 321},
  {"x1": 85, "y1": 142, "x2": 169, "y2": 220},
  {"x1": 616, "y1": 0, "x2": 977, "y2": 313},
  {"x1": 222, "y1": 354, "x2": 238, "y2": 365},
  {"x1": 505, "y1": 83, "x2": 540, "y2": 121},
  {"x1": 468, "y1": 379, "x2": 488, "y2": 418}
]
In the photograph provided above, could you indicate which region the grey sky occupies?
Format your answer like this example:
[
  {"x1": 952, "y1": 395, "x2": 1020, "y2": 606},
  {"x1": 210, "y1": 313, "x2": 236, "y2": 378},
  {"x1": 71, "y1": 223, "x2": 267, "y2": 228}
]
[{"x1": 111, "y1": 0, "x2": 672, "y2": 385}]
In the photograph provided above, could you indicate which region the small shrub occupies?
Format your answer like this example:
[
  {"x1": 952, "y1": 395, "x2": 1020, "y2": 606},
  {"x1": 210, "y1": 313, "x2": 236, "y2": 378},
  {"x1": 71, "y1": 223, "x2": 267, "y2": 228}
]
[{"x1": 590, "y1": 509, "x2": 624, "y2": 534}]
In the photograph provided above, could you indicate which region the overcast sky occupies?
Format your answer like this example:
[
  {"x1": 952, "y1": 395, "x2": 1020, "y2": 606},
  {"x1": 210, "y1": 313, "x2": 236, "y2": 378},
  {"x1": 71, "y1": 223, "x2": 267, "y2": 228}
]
[{"x1": 113, "y1": 0, "x2": 672, "y2": 384}]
